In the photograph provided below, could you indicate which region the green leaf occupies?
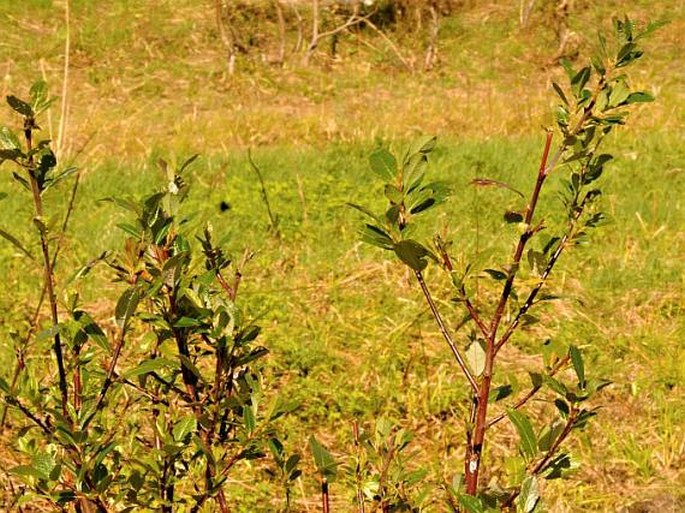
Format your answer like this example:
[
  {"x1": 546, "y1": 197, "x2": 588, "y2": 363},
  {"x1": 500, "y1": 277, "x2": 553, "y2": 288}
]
[
  {"x1": 173, "y1": 415, "x2": 197, "y2": 442},
  {"x1": 173, "y1": 317, "x2": 203, "y2": 328},
  {"x1": 243, "y1": 405, "x2": 256, "y2": 434},
  {"x1": 0, "y1": 126, "x2": 21, "y2": 150},
  {"x1": 393, "y1": 239, "x2": 432, "y2": 271},
  {"x1": 29, "y1": 81, "x2": 49, "y2": 109},
  {"x1": 46, "y1": 166, "x2": 78, "y2": 190},
  {"x1": 616, "y1": 43, "x2": 642, "y2": 67},
  {"x1": 517, "y1": 476, "x2": 539, "y2": 513},
  {"x1": 384, "y1": 183, "x2": 404, "y2": 204},
  {"x1": 543, "y1": 375, "x2": 567, "y2": 397},
  {"x1": 122, "y1": 358, "x2": 175, "y2": 379},
  {"x1": 570, "y1": 67, "x2": 591, "y2": 98},
  {"x1": 507, "y1": 409, "x2": 538, "y2": 462},
  {"x1": 309, "y1": 436, "x2": 337, "y2": 482},
  {"x1": 235, "y1": 325, "x2": 261, "y2": 345},
  {"x1": 115, "y1": 287, "x2": 140, "y2": 329},
  {"x1": 32, "y1": 452, "x2": 56, "y2": 481},
  {"x1": 528, "y1": 372, "x2": 543, "y2": 389},
  {"x1": 540, "y1": 453, "x2": 574, "y2": 479},
  {"x1": 554, "y1": 399, "x2": 570, "y2": 418},
  {"x1": 178, "y1": 154, "x2": 199, "y2": 174},
  {"x1": 408, "y1": 181, "x2": 449, "y2": 214},
  {"x1": 466, "y1": 341, "x2": 486, "y2": 377},
  {"x1": 408, "y1": 135, "x2": 437, "y2": 156},
  {"x1": 458, "y1": 494, "x2": 484, "y2": 513},
  {"x1": 347, "y1": 203, "x2": 383, "y2": 224},
  {"x1": 552, "y1": 82, "x2": 569, "y2": 106},
  {"x1": 116, "y1": 223, "x2": 142, "y2": 238},
  {"x1": 591, "y1": 55, "x2": 605, "y2": 75},
  {"x1": 573, "y1": 408, "x2": 598, "y2": 430},
  {"x1": 233, "y1": 346, "x2": 269, "y2": 367},
  {"x1": 538, "y1": 418, "x2": 565, "y2": 452},
  {"x1": 369, "y1": 148, "x2": 397, "y2": 181},
  {"x1": 359, "y1": 224, "x2": 394, "y2": 250},
  {"x1": 0, "y1": 228, "x2": 35, "y2": 260},
  {"x1": 560, "y1": 58, "x2": 575, "y2": 82},
  {"x1": 483, "y1": 268, "x2": 507, "y2": 281},
  {"x1": 625, "y1": 91, "x2": 655, "y2": 104},
  {"x1": 489, "y1": 384, "x2": 513, "y2": 402},
  {"x1": 504, "y1": 211, "x2": 524, "y2": 224},
  {"x1": 402, "y1": 153, "x2": 428, "y2": 191},
  {"x1": 634, "y1": 19, "x2": 670, "y2": 41},
  {"x1": 6, "y1": 95, "x2": 33, "y2": 117},
  {"x1": 569, "y1": 345, "x2": 585, "y2": 389},
  {"x1": 609, "y1": 80, "x2": 630, "y2": 107}
]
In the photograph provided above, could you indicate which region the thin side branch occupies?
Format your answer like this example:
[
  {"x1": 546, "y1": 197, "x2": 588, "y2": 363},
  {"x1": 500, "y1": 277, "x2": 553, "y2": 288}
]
[
  {"x1": 362, "y1": 17, "x2": 414, "y2": 72},
  {"x1": 247, "y1": 149, "x2": 280, "y2": 237},
  {"x1": 486, "y1": 355, "x2": 570, "y2": 428},
  {"x1": 501, "y1": 408, "x2": 578, "y2": 508},
  {"x1": 415, "y1": 270, "x2": 479, "y2": 393},
  {"x1": 495, "y1": 186, "x2": 592, "y2": 354}
]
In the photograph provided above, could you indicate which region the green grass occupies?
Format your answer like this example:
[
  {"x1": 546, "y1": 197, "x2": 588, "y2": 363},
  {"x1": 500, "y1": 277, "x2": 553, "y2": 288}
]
[
  {"x1": 1, "y1": 0, "x2": 684, "y2": 511},
  {"x1": 3, "y1": 134, "x2": 683, "y2": 510}
]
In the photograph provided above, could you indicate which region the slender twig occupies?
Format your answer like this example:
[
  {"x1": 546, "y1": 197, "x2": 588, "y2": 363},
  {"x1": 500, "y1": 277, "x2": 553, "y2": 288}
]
[
  {"x1": 415, "y1": 270, "x2": 479, "y2": 393},
  {"x1": 247, "y1": 149, "x2": 280, "y2": 237},
  {"x1": 435, "y1": 241, "x2": 490, "y2": 341},
  {"x1": 82, "y1": 322, "x2": 129, "y2": 430},
  {"x1": 495, "y1": 187, "x2": 593, "y2": 354},
  {"x1": 24, "y1": 120, "x2": 69, "y2": 418},
  {"x1": 305, "y1": 8, "x2": 376, "y2": 61},
  {"x1": 2, "y1": 396, "x2": 52, "y2": 435},
  {"x1": 0, "y1": 141, "x2": 83, "y2": 427},
  {"x1": 489, "y1": 131, "x2": 554, "y2": 340},
  {"x1": 461, "y1": 291, "x2": 491, "y2": 341},
  {"x1": 486, "y1": 355, "x2": 570, "y2": 428},
  {"x1": 56, "y1": 0, "x2": 70, "y2": 159},
  {"x1": 321, "y1": 478, "x2": 330, "y2": 513},
  {"x1": 361, "y1": 17, "x2": 413, "y2": 71},
  {"x1": 353, "y1": 421, "x2": 366, "y2": 513}
]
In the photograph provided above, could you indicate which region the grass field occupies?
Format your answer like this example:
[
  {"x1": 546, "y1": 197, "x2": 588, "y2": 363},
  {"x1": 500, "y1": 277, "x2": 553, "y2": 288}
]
[{"x1": 0, "y1": 1, "x2": 684, "y2": 511}]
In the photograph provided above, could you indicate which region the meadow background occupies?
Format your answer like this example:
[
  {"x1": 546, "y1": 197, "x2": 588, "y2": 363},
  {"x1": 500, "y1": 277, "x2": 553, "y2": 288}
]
[{"x1": 0, "y1": 0, "x2": 683, "y2": 511}]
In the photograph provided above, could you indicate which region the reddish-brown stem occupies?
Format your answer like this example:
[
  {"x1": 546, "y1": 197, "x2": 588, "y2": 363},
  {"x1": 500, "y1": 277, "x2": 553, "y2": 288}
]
[
  {"x1": 82, "y1": 322, "x2": 129, "y2": 430},
  {"x1": 463, "y1": 132, "x2": 554, "y2": 495},
  {"x1": 490, "y1": 131, "x2": 554, "y2": 339},
  {"x1": 495, "y1": 185, "x2": 592, "y2": 355},
  {"x1": 437, "y1": 241, "x2": 490, "y2": 341},
  {"x1": 415, "y1": 270, "x2": 479, "y2": 393},
  {"x1": 462, "y1": 291, "x2": 491, "y2": 341},
  {"x1": 321, "y1": 478, "x2": 330, "y2": 513}
]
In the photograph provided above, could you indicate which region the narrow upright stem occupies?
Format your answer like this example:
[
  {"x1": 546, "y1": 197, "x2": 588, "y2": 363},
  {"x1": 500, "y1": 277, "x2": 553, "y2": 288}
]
[
  {"x1": 463, "y1": 132, "x2": 553, "y2": 496},
  {"x1": 489, "y1": 131, "x2": 553, "y2": 339},
  {"x1": 24, "y1": 121, "x2": 69, "y2": 418},
  {"x1": 321, "y1": 478, "x2": 330, "y2": 513}
]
